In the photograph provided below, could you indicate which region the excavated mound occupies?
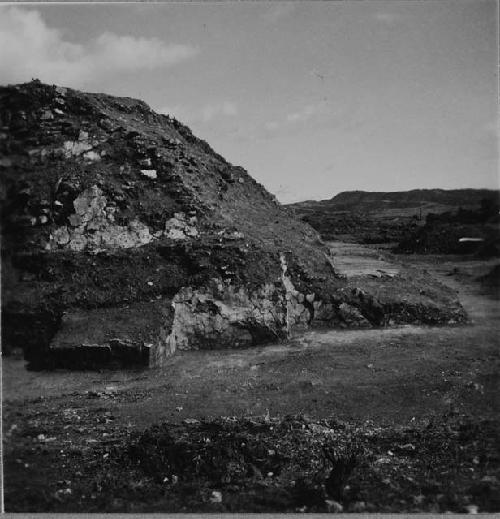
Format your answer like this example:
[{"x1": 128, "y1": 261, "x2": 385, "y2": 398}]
[{"x1": 0, "y1": 81, "x2": 466, "y2": 368}]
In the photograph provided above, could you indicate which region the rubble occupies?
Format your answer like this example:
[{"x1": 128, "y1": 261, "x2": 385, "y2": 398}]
[
  {"x1": 164, "y1": 212, "x2": 198, "y2": 240},
  {"x1": 22, "y1": 413, "x2": 491, "y2": 513},
  {"x1": 140, "y1": 169, "x2": 157, "y2": 179},
  {"x1": 47, "y1": 185, "x2": 155, "y2": 252}
]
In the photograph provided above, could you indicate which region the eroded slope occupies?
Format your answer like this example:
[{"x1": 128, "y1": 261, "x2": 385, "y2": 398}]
[{"x1": 0, "y1": 81, "x2": 465, "y2": 368}]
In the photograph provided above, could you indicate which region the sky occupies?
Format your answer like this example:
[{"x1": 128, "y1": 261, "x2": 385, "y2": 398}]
[{"x1": 0, "y1": 1, "x2": 497, "y2": 203}]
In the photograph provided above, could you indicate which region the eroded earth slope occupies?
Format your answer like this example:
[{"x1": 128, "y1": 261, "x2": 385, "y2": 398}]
[{"x1": 1, "y1": 81, "x2": 465, "y2": 367}]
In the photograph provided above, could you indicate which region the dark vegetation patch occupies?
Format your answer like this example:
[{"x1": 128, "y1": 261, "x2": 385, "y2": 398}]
[
  {"x1": 396, "y1": 201, "x2": 500, "y2": 256},
  {"x1": 289, "y1": 190, "x2": 500, "y2": 254},
  {"x1": 299, "y1": 210, "x2": 419, "y2": 243},
  {"x1": 477, "y1": 264, "x2": 500, "y2": 299}
]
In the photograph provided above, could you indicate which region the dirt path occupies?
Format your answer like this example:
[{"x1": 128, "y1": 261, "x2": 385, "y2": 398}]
[{"x1": 328, "y1": 241, "x2": 401, "y2": 277}]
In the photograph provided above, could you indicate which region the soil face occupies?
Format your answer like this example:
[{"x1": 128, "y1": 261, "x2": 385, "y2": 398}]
[{"x1": 3, "y1": 247, "x2": 499, "y2": 512}]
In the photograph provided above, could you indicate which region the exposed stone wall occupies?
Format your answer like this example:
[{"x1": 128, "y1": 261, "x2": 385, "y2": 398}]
[
  {"x1": 167, "y1": 280, "x2": 288, "y2": 352},
  {"x1": 164, "y1": 213, "x2": 199, "y2": 240},
  {"x1": 161, "y1": 252, "x2": 395, "y2": 356},
  {"x1": 46, "y1": 185, "x2": 200, "y2": 253},
  {"x1": 62, "y1": 130, "x2": 103, "y2": 161},
  {"x1": 280, "y1": 253, "x2": 314, "y2": 332},
  {"x1": 47, "y1": 185, "x2": 154, "y2": 252},
  {"x1": 148, "y1": 326, "x2": 176, "y2": 368},
  {"x1": 164, "y1": 255, "x2": 325, "y2": 355}
]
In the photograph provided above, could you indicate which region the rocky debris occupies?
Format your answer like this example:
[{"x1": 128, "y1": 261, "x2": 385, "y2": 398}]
[
  {"x1": 6, "y1": 410, "x2": 497, "y2": 513},
  {"x1": 325, "y1": 499, "x2": 344, "y2": 513},
  {"x1": 338, "y1": 303, "x2": 371, "y2": 328},
  {"x1": 0, "y1": 80, "x2": 467, "y2": 368},
  {"x1": 47, "y1": 185, "x2": 155, "y2": 252},
  {"x1": 62, "y1": 130, "x2": 96, "y2": 159},
  {"x1": 140, "y1": 169, "x2": 157, "y2": 179},
  {"x1": 209, "y1": 491, "x2": 223, "y2": 503},
  {"x1": 164, "y1": 212, "x2": 198, "y2": 240},
  {"x1": 280, "y1": 253, "x2": 314, "y2": 331}
]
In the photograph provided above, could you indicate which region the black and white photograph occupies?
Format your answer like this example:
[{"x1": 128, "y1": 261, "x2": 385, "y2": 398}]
[{"x1": 1, "y1": 0, "x2": 499, "y2": 513}]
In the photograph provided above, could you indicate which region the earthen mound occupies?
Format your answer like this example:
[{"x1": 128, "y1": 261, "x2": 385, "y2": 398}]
[{"x1": 0, "y1": 81, "x2": 466, "y2": 368}]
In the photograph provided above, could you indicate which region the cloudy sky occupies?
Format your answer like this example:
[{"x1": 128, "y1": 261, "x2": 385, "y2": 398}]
[{"x1": 0, "y1": 1, "x2": 497, "y2": 203}]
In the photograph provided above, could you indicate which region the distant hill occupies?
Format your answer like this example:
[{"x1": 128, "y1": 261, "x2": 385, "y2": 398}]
[
  {"x1": 290, "y1": 189, "x2": 500, "y2": 214},
  {"x1": 287, "y1": 189, "x2": 500, "y2": 245}
]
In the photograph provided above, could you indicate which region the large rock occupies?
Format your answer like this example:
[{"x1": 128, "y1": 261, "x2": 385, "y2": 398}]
[{"x1": 0, "y1": 80, "x2": 466, "y2": 368}]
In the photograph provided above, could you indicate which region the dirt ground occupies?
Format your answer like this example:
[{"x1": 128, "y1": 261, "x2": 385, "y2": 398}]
[{"x1": 2, "y1": 245, "x2": 499, "y2": 512}]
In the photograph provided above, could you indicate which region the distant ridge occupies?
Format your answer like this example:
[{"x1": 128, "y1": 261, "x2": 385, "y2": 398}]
[
  {"x1": 290, "y1": 188, "x2": 500, "y2": 213},
  {"x1": 287, "y1": 188, "x2": 500, "y2": 245}
]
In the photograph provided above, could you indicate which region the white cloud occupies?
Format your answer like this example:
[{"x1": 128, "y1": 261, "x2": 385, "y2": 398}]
[
  {"x1": 0, "y1": 7, "x2": 198, "y2": 87},
  {"x1": 244, "y1": 104, "x2": 325, "y2": 141},
  {"x1": 482, "y1": 120, "x2": 498, "y2": 136},
  {"x1": 264, "y1": 121, "x2": 280, "y2": 131},
  {"x1": 373, "y1": 12, "x2": 402, "y2": 24},
  {"x1": 263, "y1": 3, "x2": 297, "y2": 24},
  {"x1": 286, "y1": 104, "x2": 318, "y2": 123},
  {"x1": 158, "y1": 101, "x2": 238, "y2": 125},
  {"x1": 200, "y1": 101, "x2": 238, "y2": 122}
]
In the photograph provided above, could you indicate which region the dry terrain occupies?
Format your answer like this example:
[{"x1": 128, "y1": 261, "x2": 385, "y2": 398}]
[
  {"x1": 288, "y1": 189, "x2": 500, "y2": 252},
  {"x1": 3, "y1": 82, "x2": 465, "y2": 371},
  {"x1": 3, "y1": 244, "x2": 499, "y2": 512}
]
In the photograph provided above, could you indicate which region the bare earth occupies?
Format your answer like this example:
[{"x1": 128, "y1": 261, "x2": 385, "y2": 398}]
[{"x1": 3, "y1": 244, "x2": 499, "y2": 512}]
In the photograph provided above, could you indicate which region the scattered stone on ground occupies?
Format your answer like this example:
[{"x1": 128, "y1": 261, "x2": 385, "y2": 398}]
[{"x1": 3, "y1": 410, "x2": 499, "y2": 513}]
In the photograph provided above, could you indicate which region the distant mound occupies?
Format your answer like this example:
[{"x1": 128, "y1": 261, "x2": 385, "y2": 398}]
[
  {"x1": 288, "y1": 189, "x2": 500, "y2": 245},
  {"x1": 0, "y1": 81, "x2": 466, "y2": 368}
]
